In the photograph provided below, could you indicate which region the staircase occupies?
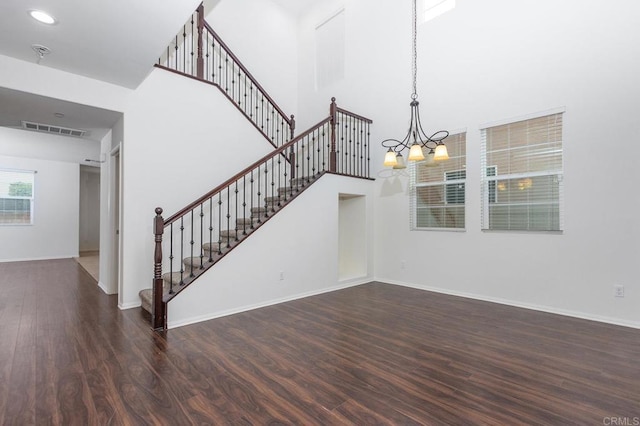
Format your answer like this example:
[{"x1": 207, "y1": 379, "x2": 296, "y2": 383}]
[
  {"x1": 155, "y1": 3, "x2": 295, "y2": 148},
  {"x1": 142, "y1": 5, "x2": 373, "y2": 331},
  {"x1": 139, "y1": 174, "x2": 318, "y2": 314}
]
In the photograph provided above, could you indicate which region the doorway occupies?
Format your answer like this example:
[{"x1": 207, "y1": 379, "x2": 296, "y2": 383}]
[
  {"x1": 338, "y1": 193, "x2": 367, "y2": 281},
  {"x1": 111, "y1": 145, "x2": 122, "y2": 302},
  {"x1": 77, "y1": 165, "x2": 101, "y2": 281}
]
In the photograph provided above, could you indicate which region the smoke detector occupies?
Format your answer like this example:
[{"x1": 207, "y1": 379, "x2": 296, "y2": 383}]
[{"x1": 31, "y1": 44, "x2": 51, "y2": 63}]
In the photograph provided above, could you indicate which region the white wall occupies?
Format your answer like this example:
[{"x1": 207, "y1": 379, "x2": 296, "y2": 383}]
[
  {"x1": 0, "y1": 125, "x2": 101, "y2": 164},
  {"x1": 0, "y1": 54, "x2": 131, "y2": 113},
  {"x1": 119, "y1": 68, "x2": 280, "y2": 308},
  {"x1": 0, "y1": 127, "x2": 100, "y2": 261},
  {"x1": 167, "y1": 174, "x2": 374, "y2": 328},
  {"x1": 206, "y1": 0, "x2": 299, "y2": 117},
  {"x1": 296, "y1": 0, "x2": 640, "y2": 327},
  {"x1": 0, "y1": 154, "x2": 79, "y2": 261}
]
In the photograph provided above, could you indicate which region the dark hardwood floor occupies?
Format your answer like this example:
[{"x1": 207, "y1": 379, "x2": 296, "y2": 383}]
[{"x1": 1, "y1": 258, "x2": 638, "y2": 425}]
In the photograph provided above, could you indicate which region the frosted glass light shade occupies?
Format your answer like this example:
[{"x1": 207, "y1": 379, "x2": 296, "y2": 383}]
[
  {"x1": 384, "y1": 149, "x2": 398, "y2": 167},
  {"x1": 393, "y1": 153, "x2": 406, "y2": 169},
  {"x1": 434, "y1": 143, "x2": 449, "y2": 161},
  {"x1": 408, "y1": 143, "x2": 425, "y2": 161}
]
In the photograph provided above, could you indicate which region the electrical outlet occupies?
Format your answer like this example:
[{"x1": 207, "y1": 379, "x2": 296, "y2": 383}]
[
  {"x1": 279, "y1": 271, "x2": 284, "y2": 281},
  {"x1": 614, "y1": 285, "x2": 624, "y2": 298},
  {"x1": 401, "y1": 260, "x2": 406, "y2": 269}
]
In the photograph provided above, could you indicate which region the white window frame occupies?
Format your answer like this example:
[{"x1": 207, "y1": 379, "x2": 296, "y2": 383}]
[
  {"x1": 0, "y1": 168, "x2": 36, "y2": 226},
  {"x1": 411, "y1": 132, "x2": 466, "y2": 231},
  {"x1": 480, "y1": 109, "x2": 564, "y2": 232}
]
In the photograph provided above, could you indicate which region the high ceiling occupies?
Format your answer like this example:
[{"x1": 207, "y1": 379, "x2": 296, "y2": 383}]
[
  {"x1": 0, "y1": 0, "x2": 201, "y2": 89},
  {"x1": 0, "y1": 0, "x2": 312, "y2": 141},
  {"x1": 0, "y1": 0, "x2": 201, "y2": 141}
]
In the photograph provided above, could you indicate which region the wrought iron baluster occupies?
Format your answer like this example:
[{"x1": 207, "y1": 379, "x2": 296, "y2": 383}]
[
  {"x1": 199, "y1": 203, "x2": 204, "y2": 269},
  {"x1": 179, "y1": 217, "x2": 184, "y2": 285},
  {"x1": 250, "y1": 170, "x2": 256, "y2": 226},
  {"x1": 234, "y1": 181, "x2": 239, "y2": 240},
  {"x1": 190, "y1": 13, "x2": 195, "y2": 74},
  {"x1": 256, "y1": 164, "x2": 262, "y2": 223},
  {"x1": 227, "y1": 52, "x2": 231, "y2": 93},
  {"x1": 367, "y1": 123, "x2": 371, "y2": 177},
  {"x1": 169, "y1": 223, "x2": 174, "y2": 294},
  {"x1": 231, "y1": 61, "x2": 236, "y2": 103},
  {"x1": 242, "y1": 175, "x2": 247, "y2": 235},
  {"x1": 183, "y1": 24, "x2": 187, "y2": 73},
  {"x1": 174, "y1": 35, "x2": 178, "y2": 71},
  {"x1": 226, "y1": 186, "x2": 231, "y2": 247},
  {"x1": 212, "y1": 37, "x2": 217, "y2": 82},
  {"x1": 217, "y1": 193, "x2": 222, "y2": 255},
  {"x1": 264, "y1": 163, "x2": 270, "y2": 214},
  {"x1": 208, "y1": 197, "x2": 213, "y2": 262},
  {"x1": 189, "y1": 210, "x2": 194, "y2": 277}
]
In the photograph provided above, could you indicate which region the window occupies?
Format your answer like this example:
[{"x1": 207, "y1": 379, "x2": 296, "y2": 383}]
[
  {"x1": 0, "y1": 169, "x2": 35, "y2": 225},
  {"x1": 412, "y1": 132, "x2": 466, "y2": 230},
  {"x1": 481, "y1": 111, "x2": 564, "y2": 231}
]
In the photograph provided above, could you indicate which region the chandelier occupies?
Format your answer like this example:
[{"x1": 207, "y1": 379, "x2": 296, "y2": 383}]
[{"x1": 381, "y1": 0, "x2": 449, "y2": 169}]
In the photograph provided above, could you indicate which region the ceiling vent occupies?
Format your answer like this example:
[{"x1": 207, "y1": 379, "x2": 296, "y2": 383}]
[{"x1": 21, "y1": 120, "x2": 87, "y2": 138}]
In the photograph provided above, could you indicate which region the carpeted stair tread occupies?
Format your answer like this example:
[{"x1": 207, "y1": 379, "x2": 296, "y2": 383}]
[
  {"x1": 236, "y1": 217, "x2": 258, "y2": 226},
  {"x1": 183, "y1": 256, "x2": 207, "y2": 270},
  {"x1": 220, "y1": 229, "x2": 239, "y2": 239},
  {"x1": 162, "y1": 271, "x2": 186, "y2": 286},
  {"x1": 139, "y1": 289, "x2": 152, "y2": 313},
  {"x1": 202, "y1": 242, "x2": 222, "y2": 253},
  {"x1": 277, "y1": 186, "x2": 295, "y2": 195}
]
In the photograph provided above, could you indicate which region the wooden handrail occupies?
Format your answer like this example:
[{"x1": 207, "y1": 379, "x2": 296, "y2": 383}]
[
  {"x1": 164, "y1": 117, "x2": 332, "y2": 225},
  {"x1": 336, "y1": 107, "x2": 373, "y2": 124},
  {"x1": 202, "y1": 21, "x2": 291, "y2": 127}
]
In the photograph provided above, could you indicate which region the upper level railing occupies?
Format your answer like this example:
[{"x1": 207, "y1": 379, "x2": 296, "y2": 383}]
[
  {"x1": 156, "y1": 4, "x2": 295, "y2": 148},
  {"x1": 151, "y1": 98, "x2": 372, "y2": 329}
]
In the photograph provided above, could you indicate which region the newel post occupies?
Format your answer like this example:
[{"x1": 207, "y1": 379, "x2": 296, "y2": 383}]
[
  {"x1": 152, "y1": 207, "x2": 166, "y2": 330},
  {"x1": 196, "y1": 3, "x2": 205, "y2": 79},
  {"x1": 329, "y1": 97, "x2": 337, "y2": 173},
  {"x1": 289, "y1": 114, "x2": 296, "y2": 179}
]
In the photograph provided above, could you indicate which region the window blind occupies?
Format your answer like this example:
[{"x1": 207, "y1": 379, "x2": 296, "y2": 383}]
[
  {"x1": 0, "y1": 168, "x2": 35, "y2": 225},
  {"x1": 480, "y1": 112, "x2": 563, "y2": 231},
  {"x1": 411, "y1": 132, "x2": 466, "y2": 230}
]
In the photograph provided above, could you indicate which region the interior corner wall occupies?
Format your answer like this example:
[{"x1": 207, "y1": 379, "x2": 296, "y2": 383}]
[
  {"x1": 166, "y1": 174, "x2": 375, "y2": 329},
  {"x1": 0, "y1": 154, "x2": 80, "y2": 262},
  {"x1": 297, "y1": 0, "x2": 640, "y2": 327},
  {"x1": 99, "y1": 129, "x2": 117, "y2": 295},
  {"x1": 205, "y1": 0, "x2": 298, "y2": 116},
  {"x1": 119, "y1": 68, "x2": 278, "y2": 308}
]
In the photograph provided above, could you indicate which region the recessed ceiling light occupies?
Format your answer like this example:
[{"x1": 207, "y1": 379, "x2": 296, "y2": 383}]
[
  {"x1": 28, "y1": 10, "x2": 57, "y2": 25},
  {"x1": 54, "y1": 112, "x2": 65, "y2": 118}
]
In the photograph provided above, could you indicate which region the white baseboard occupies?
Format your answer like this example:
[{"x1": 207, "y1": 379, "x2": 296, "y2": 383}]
[
  {"x1": 98, "y1": 281, "x2": 118, "y2": 295},
  {"x1": 167, "y1": 280, "x2": 368, "y2": 329},
  {"x1": 119, "y1": 301, "x2": 141, "y2": 310},
  {"x1": 338, "y1": 275, "x2": 371, "y2": 286},
  {"x1": 378, "y1": 278, "x2": 640, "y2": 330}
]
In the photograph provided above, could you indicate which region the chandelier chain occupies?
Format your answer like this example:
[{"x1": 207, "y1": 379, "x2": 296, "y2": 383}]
[
  {"x1": 380, "y1": 0, "x2": 449, "y2": 167},
  {"x1": 411, "y1": 0, "x2": 418, "y2": 100}
]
